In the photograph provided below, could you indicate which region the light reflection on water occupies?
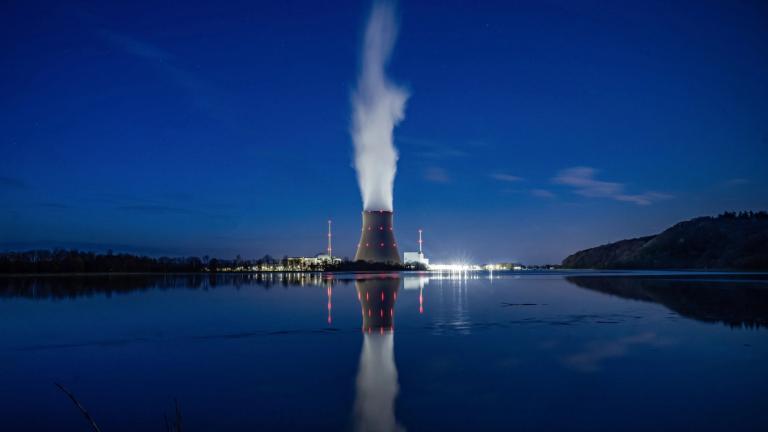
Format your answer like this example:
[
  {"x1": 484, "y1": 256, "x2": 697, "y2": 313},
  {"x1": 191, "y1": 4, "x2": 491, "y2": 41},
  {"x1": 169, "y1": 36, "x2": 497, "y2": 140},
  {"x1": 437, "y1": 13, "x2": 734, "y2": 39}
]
[
  {"x1": 0, "y1": 271, "x2": 767, "y2": 431},
  {"x1": 354, "y1": 277, "x2": 402, "y2": 432}
]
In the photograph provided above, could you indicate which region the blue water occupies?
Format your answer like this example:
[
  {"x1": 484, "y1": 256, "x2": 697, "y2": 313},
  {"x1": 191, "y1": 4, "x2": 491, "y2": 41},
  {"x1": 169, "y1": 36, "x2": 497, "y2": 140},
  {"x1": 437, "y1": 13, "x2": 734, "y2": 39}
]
[{"x1": 1, "y1": 272, "x2": 766, "y2": 431}]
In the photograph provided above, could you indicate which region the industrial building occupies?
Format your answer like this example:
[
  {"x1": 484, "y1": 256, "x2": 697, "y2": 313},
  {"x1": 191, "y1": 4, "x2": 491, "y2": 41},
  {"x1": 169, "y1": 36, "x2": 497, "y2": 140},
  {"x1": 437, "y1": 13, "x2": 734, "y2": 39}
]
[
  {"x1": 403, "y1": 251, "x2": 429, "y2": 266},
  {"x1": 286, "y1": 254, "x2": 341, "y2": 270},
  {"x1": 285, "y1": 220, "x2": 341, "y2": 270},
  {"x1": 403, "y1": 229, "x2": 429, "y2": 267}
]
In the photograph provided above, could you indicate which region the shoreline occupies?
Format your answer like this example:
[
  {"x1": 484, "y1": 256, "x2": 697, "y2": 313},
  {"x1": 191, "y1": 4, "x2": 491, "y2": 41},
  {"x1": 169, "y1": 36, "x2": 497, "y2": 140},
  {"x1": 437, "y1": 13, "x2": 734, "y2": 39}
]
[{"x1": 2, "y1": 269, "x2": 768, "y2": 277}]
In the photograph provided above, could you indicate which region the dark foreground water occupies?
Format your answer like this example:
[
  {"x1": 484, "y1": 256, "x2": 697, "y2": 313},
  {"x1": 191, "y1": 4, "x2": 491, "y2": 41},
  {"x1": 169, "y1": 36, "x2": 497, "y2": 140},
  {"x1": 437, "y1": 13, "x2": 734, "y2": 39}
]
[{"x1": 1, "y1": 271, "x2": 767, "y2": 431}]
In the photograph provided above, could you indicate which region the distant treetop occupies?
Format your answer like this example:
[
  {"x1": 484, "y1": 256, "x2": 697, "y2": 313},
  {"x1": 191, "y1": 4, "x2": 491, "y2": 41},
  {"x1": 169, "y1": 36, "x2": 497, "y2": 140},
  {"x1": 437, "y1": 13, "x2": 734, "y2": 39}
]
[{"x1": 717, "y1": 211, "x2": 768, "y2": 220}]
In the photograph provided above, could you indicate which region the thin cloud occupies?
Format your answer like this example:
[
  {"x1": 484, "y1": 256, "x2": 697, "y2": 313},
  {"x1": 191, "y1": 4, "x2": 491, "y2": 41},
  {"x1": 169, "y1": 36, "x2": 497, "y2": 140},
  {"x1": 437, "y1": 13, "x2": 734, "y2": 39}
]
[
  {"x1": 417, "y1": 147, "x2": 468, "y2": 159},
  {"x1": 88, "y1": 191, "x2": 234, "y2": 216},
  {"x1": 99, "y1": 30, "x2": 225, "y2": 117},
  {"x1": 490, "y1": 173, "x2": 524, "y2": 183},
  {"x1": 101, "y1": 30, "x2": 171, "y2": 60},
  {"x1": 562, "y1": 332, "x2": 668, "y2": 373},
  {"x1": 117, "y1": 204, "x2": 201, "y2": 216},
  {"x1": 114, "y1": 200, "x2": 232, "y2": 220},
  {"x1": 423, "y1": 167, "x2": 450, "y2": 183},
  {"x1": 398, "y1": 136, "x2": 469, "y2": 159},
  {"x1": 723, "y1": 178, "x2": 750, "y2": 187},
  {"x1": 553, "y1": 167, "x2": 671, "y2": 206},
  {"x1": 109, "y1": 194, "x2": 231, "y2": 219},
  {"x1": 531, "y1": 189, "x2": 555, "y2": 198},
  {"x1": 613, "y1": 191, "x2": 673, "y2": 206}
]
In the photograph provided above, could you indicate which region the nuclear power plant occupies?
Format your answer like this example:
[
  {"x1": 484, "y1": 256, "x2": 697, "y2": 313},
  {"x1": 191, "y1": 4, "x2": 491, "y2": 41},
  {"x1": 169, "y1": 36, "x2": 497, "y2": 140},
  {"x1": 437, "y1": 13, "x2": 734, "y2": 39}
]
[
  {"x1": 350, "y1": 0, "x2": 407, "y2": 266},
  {"x1": 354, "y1": 210, "x2": 401, "y2": 264}
]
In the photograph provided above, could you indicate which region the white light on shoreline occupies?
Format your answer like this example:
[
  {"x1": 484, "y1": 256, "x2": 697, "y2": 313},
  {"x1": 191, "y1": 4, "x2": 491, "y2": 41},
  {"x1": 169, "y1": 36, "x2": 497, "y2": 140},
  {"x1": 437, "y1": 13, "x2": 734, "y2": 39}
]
[{"x1": 428, "y1": 263, "x2": 482, "y2": 272}]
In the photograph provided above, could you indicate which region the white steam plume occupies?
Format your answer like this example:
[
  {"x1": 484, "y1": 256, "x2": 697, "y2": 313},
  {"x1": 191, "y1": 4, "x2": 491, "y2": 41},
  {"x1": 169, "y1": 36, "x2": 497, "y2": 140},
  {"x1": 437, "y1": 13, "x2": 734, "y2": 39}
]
[{"x1": 351, "y1": 0, "x2": 409, "y2": 212}]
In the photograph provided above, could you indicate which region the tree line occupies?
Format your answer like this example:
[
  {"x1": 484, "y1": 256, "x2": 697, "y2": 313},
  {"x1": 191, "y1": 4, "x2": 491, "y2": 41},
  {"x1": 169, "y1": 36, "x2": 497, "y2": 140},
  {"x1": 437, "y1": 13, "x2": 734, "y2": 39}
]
[
  {"x1": 0, "y1": 249, "x2": 417, "y2": 274},
  {"x1": 0, "y1": 249, "x2": 284, "y2": 274},
  {"x1": 717, "y1": 211, "x2": 768, "y2": 220}
]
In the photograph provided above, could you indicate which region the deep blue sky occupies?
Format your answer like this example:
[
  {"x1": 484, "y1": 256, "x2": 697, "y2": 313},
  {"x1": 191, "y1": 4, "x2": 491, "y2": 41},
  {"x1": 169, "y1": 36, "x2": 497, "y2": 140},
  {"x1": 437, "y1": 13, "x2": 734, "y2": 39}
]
[{"x1": 2, "y1": 0, "x2": 767, "y2": 264}]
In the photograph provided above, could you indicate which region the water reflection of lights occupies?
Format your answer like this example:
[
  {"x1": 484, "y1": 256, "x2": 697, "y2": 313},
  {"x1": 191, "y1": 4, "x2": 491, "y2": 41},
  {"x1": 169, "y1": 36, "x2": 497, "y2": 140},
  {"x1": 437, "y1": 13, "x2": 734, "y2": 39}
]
[
  {"x1": 236, "y1": 272, "x2": 328, "y2": 288},
  {"x1": 430, "y1": 273, "x2": 471, "y2": 334},
  {"x1": 326, "y1": 279, "x2": 333, "y2": 325},
  {"x1": 419, "y1": 287, "x2": 423, "y2": 314},
  {"x1": 353, "y1": 277, "x2": 404, "y2": 432},
  {"x1": 428, "y1": 271, "x2": 484, "y2": 281},
  {"x1": 356, "y1": 278, "x2": 398, "y2": 332},
  {"x1": 402, "y1": 275, "x2": 429, "y2": 290}
]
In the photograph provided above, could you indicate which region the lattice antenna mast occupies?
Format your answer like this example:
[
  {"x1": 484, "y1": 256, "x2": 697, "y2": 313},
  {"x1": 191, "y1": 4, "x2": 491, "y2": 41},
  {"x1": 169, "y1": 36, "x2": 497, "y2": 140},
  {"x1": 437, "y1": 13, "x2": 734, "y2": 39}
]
[{"x1": 418, "y1": 229, "x2": 423, "y2": 254}]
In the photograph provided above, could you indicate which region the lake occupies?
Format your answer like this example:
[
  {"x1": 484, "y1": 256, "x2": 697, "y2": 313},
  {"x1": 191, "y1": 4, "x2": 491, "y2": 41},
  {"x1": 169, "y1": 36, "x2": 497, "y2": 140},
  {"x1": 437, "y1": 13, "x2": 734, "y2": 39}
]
[{"x1": 1, "y1": 271, "x2": 766, "y2": 431}]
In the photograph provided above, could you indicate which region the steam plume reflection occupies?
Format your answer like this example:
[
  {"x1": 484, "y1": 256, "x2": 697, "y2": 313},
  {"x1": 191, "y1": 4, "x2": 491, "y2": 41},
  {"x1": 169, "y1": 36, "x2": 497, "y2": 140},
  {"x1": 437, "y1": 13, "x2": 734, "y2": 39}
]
[{"x1": 353, "y1": 276, "x2": 404, "y2": 432}]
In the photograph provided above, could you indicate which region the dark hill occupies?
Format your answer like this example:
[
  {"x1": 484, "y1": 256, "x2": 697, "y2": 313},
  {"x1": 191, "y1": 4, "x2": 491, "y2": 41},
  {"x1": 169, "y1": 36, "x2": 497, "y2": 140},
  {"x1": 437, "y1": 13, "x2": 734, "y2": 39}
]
[
  {"x1": 566, "y1": 275, "x2": 768, "y2": 329},
  {"x1": 562, "y1": 211, "x2": 768, "y2": 270}
]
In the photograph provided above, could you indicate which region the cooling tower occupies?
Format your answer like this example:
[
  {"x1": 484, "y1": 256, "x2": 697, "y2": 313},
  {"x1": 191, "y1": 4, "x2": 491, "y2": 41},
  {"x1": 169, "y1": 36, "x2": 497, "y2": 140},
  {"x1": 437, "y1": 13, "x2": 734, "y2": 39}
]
[
  {"x1": 354, "y1": 210, "x2": 401, "y2": 264},
  {"x1": 356, "y1": 277, "x2": 399, "y2": 331}
]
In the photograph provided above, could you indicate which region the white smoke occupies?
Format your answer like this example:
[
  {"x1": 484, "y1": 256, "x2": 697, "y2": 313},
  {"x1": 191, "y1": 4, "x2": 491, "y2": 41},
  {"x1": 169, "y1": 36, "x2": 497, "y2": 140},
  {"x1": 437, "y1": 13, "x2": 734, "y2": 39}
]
[
  {"x1": 352, "y1": 0, "x2": 409, "y2": 212},
  {"x1": 353, "y1": 333, "x2": 404, "y2": 432}
]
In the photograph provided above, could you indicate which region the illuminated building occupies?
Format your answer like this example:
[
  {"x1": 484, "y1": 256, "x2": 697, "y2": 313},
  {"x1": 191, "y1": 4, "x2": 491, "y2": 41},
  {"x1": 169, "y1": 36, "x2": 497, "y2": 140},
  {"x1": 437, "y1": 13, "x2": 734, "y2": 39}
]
[
  {"x1": 483, "y1": 263, "x2": 524, "y2": 271},
  {"x1": 285, "y1": 254, "x2": 341, "y2": 270},
  {"x1": 403, "y1": 229, "x2": 429, "y2": 267}
]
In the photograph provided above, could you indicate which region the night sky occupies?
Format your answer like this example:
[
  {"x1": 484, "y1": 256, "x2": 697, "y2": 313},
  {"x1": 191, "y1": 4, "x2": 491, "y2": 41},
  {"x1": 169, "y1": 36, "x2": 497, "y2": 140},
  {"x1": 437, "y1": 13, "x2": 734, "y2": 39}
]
[{"x1": 2, "y1": 0, "x2": 767, "y2": 264}]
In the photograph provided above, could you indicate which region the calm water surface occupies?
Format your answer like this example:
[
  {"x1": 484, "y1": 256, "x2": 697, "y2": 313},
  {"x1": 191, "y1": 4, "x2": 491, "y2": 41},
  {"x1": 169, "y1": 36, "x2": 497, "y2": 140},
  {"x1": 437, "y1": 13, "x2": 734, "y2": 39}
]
[{"x1": 1, "y1": 272, "x2": 766, "y2": 431}]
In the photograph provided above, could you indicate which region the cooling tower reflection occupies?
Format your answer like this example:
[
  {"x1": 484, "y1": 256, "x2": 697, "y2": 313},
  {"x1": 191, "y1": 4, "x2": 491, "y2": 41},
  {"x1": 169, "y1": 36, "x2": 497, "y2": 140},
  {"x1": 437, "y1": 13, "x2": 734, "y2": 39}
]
[{"x1": 353, "y1": 276, "x2": 404, "y2": 432}]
